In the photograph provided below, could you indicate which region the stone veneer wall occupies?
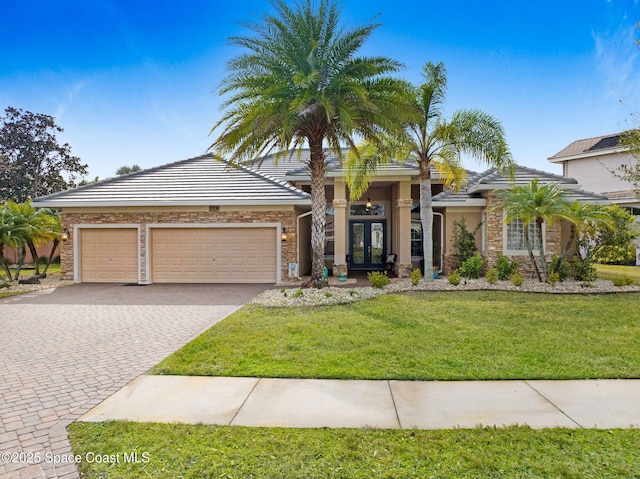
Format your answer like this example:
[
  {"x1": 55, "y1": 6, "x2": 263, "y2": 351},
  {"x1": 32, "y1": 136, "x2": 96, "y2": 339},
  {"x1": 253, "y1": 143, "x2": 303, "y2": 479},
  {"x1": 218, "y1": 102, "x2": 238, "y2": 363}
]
[
  {"x1": 484, "y1": 193, "x2": 562, "y2": 277},
  {"x1": 60, "y1": 210, "x2": 298, "y2": 282}
]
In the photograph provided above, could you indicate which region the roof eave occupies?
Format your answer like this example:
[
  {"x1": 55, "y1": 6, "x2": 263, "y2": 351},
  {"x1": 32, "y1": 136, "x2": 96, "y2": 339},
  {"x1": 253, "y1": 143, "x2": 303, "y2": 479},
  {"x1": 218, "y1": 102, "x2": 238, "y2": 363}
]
[
  {"x1": 31, "y1": 199, "x2": 312, "y2": 208},
  {"x1": 548, "y1": 147, "x2": 629, "y2": 163},
  {"x1": 432, "y1": 199, "x2": 486, "y2": 207}
]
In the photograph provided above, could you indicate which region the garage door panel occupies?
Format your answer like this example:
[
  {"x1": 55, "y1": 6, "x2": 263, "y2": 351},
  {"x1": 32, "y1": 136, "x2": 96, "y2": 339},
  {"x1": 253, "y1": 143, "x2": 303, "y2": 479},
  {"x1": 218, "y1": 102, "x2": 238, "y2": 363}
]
[
  {"x1": 81, "y1": 228, "x2": 138, "y2": 283},
  {"x1": 151, "y1": 227, "x2": 277, "y2": 283}
]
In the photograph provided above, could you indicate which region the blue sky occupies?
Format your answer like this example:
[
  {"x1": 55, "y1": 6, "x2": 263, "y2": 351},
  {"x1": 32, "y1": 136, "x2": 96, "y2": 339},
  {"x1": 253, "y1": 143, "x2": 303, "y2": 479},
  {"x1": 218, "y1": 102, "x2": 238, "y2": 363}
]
[{"x1": 1, "y1": 0, "x2": 639, "y2": 180}]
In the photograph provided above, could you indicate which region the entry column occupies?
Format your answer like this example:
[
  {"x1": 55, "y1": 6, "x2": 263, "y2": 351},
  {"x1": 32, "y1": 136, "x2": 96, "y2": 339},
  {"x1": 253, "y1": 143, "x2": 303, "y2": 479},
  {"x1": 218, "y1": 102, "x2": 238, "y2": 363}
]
[
  {"x1": 396, "y1": 180, "x2": 413, "y2": 278},
  {"x1": 332, "y1": 180, "x2": 348, "y2": 276}
]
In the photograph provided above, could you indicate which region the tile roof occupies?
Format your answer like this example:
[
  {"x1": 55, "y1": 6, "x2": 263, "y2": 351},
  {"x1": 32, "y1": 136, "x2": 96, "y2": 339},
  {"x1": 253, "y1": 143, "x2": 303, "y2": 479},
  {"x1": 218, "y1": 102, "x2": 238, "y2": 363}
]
[
  {"x1": 548, "y1": 133, "x2": 624, "y2": 161},
  {"x1": 32, "y1": 155, "x2": 310, "y2": 208},
  {"x1": 433, "y1": 165, "x2": 609, "y2": 205}
]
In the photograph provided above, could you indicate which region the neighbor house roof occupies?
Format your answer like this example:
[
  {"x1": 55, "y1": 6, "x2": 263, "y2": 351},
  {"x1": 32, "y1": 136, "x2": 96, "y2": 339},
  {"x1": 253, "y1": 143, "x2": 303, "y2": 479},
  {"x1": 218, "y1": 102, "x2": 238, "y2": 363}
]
[
  {"x1": 432, "y1": 165, "x2": 609, "y2": 206},
  {"x1": 548, "y1": 133, "x2": 625, "y2": 162},
  {"x1": 32, "y1": 155, "x2": 311, "y2": 208}
]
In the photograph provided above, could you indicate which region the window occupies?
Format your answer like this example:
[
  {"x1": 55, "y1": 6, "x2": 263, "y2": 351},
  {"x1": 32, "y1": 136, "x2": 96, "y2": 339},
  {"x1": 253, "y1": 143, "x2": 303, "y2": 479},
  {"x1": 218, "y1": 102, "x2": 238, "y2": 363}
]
[
  {"x1": 350, "y1": 203, "x2": 386, "y2": 216},
  {"x1": 411, "y1": 219, "x2": 423, "y2": 257},
  {"x1": 504, "y1": 219, "x2": 541, "y2": 254},
  {"x1": 325, "y1": 206, "x2": 334, "y2": 256}
]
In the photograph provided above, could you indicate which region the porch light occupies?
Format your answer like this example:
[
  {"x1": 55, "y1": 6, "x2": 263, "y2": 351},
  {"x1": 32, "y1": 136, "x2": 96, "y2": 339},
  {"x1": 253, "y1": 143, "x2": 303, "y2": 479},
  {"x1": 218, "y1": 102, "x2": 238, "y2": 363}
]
[
  {"x1": 366, "y1": 198, "x2": 372, "y2": 210},
  {"x1": 281, "y1": 227, "x2": 288, "y2": 242},
  {"x1": 61, "y1": 227, "x2": 71, "y2": 241}
]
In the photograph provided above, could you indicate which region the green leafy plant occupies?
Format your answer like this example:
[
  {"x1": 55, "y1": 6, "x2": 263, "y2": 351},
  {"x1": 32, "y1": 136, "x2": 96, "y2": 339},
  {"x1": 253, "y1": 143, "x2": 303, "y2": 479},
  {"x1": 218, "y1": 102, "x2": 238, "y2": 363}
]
[
  {"x1": 0, "y1": 282, "x2": 10, "y2": 289},
  {"x1": 485, "y1": 267, "x2": 499, "y2": 284},
  {"x1": 367, "y1": 271, "x2": 389, "y2": 288},
  {"x1": 581, "y1": 281, "x2": 594, "y2": 288},
  {"x1": 292, "y1": 288, "x2": 304, "y2": 298},
  {"x1": 451, "y1": 217, "x2": 481, "y2": 267},
  {"x1": 611, "y1": 275, "x2": 635, "y2": 287},
  {"x1": 593, "y1": 245, "x2": 636, "y2": 265},
  {"x1": 410, "y1": 268, "x2": 422, "y2": 286},
  {"x1": 573, "y1": 258, "x2": 597, "y2": 282},
  {"x1": 510, "y1": 272, "x2": 524, "y2": 287},
  {"x1": 494, "y1": 254, "x2": 519, "y2": 280},
  {"x1": 549, "y1": 254, "x2": 569, "y2": 282},
  {"x1": 448, "y1": 270, "x2": 462, "y2": 286},
  {"x1": 280, "y1": 288, "x2": 286, "y2": 293},
  {"x1": 324, "y1": 291, "x2": 333, "y2": 298},
  {"x1": 547, "y1": 272, "x2": 559, "y2": 287},
  {"x1": 459, "y1": 254, "x2": 486, "y2": 279}
]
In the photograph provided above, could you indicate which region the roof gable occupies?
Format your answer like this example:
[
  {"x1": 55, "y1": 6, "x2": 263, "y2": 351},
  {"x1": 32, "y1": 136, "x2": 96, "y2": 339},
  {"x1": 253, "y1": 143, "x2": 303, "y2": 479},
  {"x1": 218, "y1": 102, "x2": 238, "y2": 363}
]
[
  {"x1": 549, "y1": 133, "x2": 625, "y2": 161},
  {"x1": 32, "y1": 155, "x2": 310, "y2": 208}
]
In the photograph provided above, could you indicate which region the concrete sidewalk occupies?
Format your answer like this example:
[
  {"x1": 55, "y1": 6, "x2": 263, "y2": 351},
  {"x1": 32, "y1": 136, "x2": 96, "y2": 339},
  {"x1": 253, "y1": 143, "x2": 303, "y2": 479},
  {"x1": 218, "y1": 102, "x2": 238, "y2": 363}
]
[{"x1": 80, "y1": 376, "x2": 640, "y2": 430}]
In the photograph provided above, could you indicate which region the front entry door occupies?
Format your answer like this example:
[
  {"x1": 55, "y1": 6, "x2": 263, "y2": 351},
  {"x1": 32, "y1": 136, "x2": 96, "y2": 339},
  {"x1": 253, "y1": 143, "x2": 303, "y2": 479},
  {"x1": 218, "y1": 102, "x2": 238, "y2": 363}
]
[{"x1": 349, "y1": 220, "x2": 386, "y2": 270}]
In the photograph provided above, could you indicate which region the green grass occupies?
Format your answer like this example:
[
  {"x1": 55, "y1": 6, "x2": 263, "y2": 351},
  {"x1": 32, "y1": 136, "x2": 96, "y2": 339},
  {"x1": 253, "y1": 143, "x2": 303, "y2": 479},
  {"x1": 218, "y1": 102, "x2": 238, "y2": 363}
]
[
  {"x1": 150, "y1": 291, "x2": 640, "y2": 380},
  {"x1": 68, "y1": 422, "x2": 640, "y2": 479},
  {"x1": 596, "y1": 264, "x2": 640, "y2": 284},
  {"x1": 0, "y1": 263, "x2": 61, "y2": 281}
]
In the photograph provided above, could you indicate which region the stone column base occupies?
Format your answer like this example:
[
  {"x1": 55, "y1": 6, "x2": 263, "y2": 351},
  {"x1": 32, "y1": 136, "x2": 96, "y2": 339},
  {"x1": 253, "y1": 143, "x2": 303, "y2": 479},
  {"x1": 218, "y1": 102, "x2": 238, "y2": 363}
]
[
  {"x1": 395, "y1": 263, "x2": 413, "y2": 278},
  {"x1": 332, "y1": 263, "x2": 348, "y2": 276}
]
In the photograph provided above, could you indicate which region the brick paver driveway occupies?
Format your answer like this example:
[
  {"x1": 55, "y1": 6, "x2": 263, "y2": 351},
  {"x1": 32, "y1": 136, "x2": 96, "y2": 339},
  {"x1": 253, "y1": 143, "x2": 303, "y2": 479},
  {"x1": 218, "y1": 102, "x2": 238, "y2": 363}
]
[{"x1": 0, "y1": 283, "x2": 268, "y2": 479}]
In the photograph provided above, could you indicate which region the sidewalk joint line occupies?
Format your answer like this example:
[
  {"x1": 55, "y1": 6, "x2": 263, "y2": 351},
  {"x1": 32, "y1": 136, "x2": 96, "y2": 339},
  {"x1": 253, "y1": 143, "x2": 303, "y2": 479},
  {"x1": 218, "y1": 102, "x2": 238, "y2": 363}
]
[
  {"x1": 387, "y1": 380, "x2": 402, "y2": 429},
  {"x1": 523, "y1": 380, "x2": 583, "y2": 429},
  {"x1": 230, "y1": 377, "x2": 261, "y2": 426}
]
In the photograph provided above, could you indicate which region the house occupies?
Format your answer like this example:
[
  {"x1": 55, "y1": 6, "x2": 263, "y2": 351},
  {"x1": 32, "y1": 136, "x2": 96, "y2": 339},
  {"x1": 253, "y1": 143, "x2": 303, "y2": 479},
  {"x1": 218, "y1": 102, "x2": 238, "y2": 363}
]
[
  {"x1": 549, "y1": 132, "x2": 640, "y2": 263},
  {"x1": 31, "y1": 152, "x2": 608, "y2": 284}
]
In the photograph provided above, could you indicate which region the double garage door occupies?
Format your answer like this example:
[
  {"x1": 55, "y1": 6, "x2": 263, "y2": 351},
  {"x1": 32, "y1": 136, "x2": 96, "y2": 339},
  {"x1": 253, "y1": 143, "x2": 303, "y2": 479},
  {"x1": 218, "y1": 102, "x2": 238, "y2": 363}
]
[{"x1": 80, "y1": 227, "x2": 277, "y2": 283}]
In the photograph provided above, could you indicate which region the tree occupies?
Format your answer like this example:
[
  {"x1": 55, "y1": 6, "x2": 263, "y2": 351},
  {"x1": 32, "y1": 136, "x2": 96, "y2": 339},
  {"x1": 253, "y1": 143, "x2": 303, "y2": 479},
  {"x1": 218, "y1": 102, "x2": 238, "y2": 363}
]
[
  {"x1": 591, "y1": 204, "x2": 639, "y2": 265},
  {"x1": 116, "y1": 165, "x2": 141, "y2": 175},
  {"x1": 0, "y1": 107, "x2": 87, "y2": 202},
  {"x1": 0, "y1": 204, "x2": 25, "y2": 280},
  {"x1": 497, "y1": 180, "x2": 572, "y2": 282},
  {"x1": 210, "y1": 0, "x2": 410, "y2": 287},
  {"x1": 347, "y1": 61, "x2": 513, "y2": 281}
]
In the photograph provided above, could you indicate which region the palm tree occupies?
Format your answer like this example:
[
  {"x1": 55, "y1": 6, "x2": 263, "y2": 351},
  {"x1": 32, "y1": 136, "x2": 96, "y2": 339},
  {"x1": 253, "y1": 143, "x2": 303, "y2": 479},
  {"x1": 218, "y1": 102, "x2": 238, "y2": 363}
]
[
  {"x1": 0, "y1": 204, "x2": 26, "y2": 281},
  {"x1": 347, "y1": 61, "x2": 513, "y2": 281},
  {"x1": 210, "y1": 0, "x2": 410, "y2": 287},
  {"x1": 555, "y1": 201, "x2": 613, "y2": 269},
  {"x1": 497, "y1": 180, "x2": 572, "y2": 282}
]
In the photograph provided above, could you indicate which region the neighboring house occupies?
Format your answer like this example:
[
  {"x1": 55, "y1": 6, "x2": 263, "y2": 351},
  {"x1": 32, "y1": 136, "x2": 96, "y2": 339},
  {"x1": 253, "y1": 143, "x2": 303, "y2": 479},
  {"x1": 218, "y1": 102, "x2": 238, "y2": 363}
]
[
  {"x1": 549, "y1": 133, "x2": 640, "y2": 263},
  {"x1": 32, "y1": 153, "x2": 607, "y2": 284}
]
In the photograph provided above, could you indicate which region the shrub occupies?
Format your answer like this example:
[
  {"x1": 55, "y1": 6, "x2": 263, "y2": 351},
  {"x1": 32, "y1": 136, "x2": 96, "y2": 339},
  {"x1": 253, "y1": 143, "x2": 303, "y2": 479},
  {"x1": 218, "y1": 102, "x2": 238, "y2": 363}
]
[
  {"x1": 410, "y1": 268, "x2": 422, "y2": 286},
  {"x1": 367, "y1": 271, "x2": 389, "y2": 288},
  {"x1": 0, "y1": 282, "x2": 10, "y2": 289},
  {"x1": 292, "y1": 288, "x2": 304, "y2": 298},
  {"x1": 547, "y1": 272, "x2": 560, "y2": 287},
  {"x1": 611, "y1": 275, "x2": 635, "y2": 287},
  {"x1": 324, "y1": 291, "x2": 333, "y2": 298},
  {"x1": 494, "y1": 254, "x2": 519, "y2": 280},
  {"x1": 459, "y1": 255, "x2": 486, "y2": 279},
  {"x1": 549, "y1": 254, "x2": 569, "y2": 282},
  {"x1": 448, "y1": 270, "x2": 462, "y2": 286},
  {"x1": 510, "y1": 272, "x2": 524, "y2": 287},
  {"x1": 593, "y1": 245, "x2": 636, "y2": 265},
  {"x1": 485, "y1": 267, "x2": 499, "y2": 284},
  {"x1": 451, "y1": 217, "x2": 481, "y2": 267},
  {"x1": 573, "y1": 258, "x2": 597, "y2": 282}
]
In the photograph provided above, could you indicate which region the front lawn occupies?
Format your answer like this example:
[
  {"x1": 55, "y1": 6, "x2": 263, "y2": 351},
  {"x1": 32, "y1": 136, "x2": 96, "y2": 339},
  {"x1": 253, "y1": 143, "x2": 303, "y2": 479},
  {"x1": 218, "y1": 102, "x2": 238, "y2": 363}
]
[
  {"x1": 150, "y1": 291, "x2": 640, "y2": 380},
  {"x1": 69, "y1": 422, "x2": 640, "y2": 479},
  {"x1": 596, "y1": 264, "x2": 640, "y2": 284}
]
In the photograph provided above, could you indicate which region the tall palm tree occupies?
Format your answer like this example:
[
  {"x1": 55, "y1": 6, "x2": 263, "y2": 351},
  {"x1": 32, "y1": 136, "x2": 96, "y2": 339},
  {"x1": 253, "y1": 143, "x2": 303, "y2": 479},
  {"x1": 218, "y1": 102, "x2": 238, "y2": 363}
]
[
  {"x1": 497, "y1": 180, "x2": 572, "y2": 281},
  {"x1": 210, "y1": 0, "x2": 410, "y2": 287},
  {"x1": 347, "y1": 61, "x2": 513, "y2": 281}
]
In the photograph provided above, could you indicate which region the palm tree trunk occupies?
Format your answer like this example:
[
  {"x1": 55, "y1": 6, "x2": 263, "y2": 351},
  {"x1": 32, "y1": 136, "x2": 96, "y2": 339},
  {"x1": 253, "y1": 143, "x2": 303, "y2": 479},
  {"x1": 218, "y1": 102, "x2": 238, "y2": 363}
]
[
  {"x1": 14, "y1": 246, "x2": 26, "y2": 281},
  {"x1": 308, "y1": 137, "x2": 327, "y2": 288},
  {"x1": 0, "y1": 243, "x2": 13, "y2": 281},
  {"x1": 42, "y1": 238, "x2": 59, "y2": 274},
  {"x1": 524, "y1": 225, "x2": 542, "y2": 282},
  {"x1": 419, "y1": 161, "x2": 434, "y2": 282},
  {"x1": 536, "y1": 219, "x2": 548, "y2": 281},
  {"x1": 27, "y1": 239, "x2": 40, "y2": 275}
]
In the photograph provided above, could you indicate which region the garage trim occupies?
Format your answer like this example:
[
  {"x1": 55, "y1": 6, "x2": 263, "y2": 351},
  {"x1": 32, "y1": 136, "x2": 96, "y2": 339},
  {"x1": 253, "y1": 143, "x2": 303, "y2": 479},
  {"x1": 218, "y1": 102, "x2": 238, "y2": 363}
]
[
  {"x1": 144, "y1": 223, "x2": 283, "y2": 284},
  {"x1": 73, "y1": 224, "x2": 141, "y2": 283}
]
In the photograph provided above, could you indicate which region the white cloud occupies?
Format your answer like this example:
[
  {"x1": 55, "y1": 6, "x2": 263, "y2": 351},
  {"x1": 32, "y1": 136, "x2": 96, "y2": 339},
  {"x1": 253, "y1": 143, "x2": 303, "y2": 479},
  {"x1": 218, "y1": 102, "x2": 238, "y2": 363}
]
[
  {"x1": 54, "y1": 79, "x2": 90, "y2": 121},
  {"x1": 592, "y1": 22, "x2": 640, "y2": 104}
]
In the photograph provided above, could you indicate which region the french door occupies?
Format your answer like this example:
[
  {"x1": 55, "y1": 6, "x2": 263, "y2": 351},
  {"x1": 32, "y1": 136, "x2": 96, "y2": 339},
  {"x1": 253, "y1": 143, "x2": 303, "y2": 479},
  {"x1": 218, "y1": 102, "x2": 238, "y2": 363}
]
[{"x1": 349, "y1": 220, "x2": 386, "y2": 270}]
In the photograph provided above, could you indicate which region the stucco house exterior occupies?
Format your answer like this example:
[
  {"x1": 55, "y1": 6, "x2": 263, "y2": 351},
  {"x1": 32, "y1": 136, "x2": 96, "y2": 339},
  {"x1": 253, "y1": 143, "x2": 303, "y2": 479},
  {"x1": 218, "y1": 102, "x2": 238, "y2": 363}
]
[
  {"x1": 32, "y1": 152, "x2": 607, "y2": 284},
  {"x1": 549, "y1": 132, "x2": 640, "y2": 264}
]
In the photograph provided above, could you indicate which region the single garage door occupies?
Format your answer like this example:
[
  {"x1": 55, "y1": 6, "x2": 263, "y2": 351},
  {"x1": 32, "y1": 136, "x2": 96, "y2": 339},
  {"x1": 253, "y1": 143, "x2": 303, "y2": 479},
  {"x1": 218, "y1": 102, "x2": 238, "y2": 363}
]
[
  {"x1": 151, "y1": 227, "x2": 277, "y2": 283},
  {"x1": 81, "y1": 228, "x2": 138, "y2": 282}
]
